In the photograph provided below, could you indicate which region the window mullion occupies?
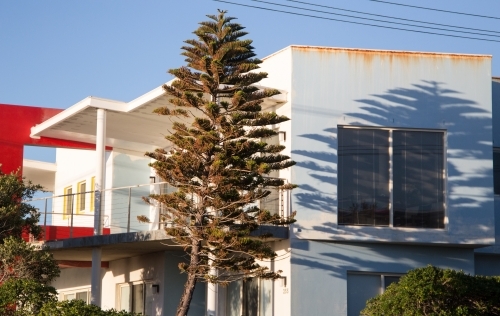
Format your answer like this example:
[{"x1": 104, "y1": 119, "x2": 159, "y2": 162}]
[
  {"x1": 389, "y1": 130, "x2": 394, "y2": 227},
  {"x1": 380, "y1": 275, "x2": 385, "y2": 295}
]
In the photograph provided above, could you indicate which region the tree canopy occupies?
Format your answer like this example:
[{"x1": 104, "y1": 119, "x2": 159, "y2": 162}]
[
  {"x1": 0, "y1": 236, "x2": 60, "y2": 285},
  {"x1": 362, "y1": 265, "x2": 500, "y2": 316},
  {"x1": 0, "y1": 168, "x2": 60, "y2": 315},
  {"x1": 142, "y1": 10, "x2": 296, "y2": 316},
  {"x1": 0, "y1": 278, "x2": 57, "y2": 316},
  {"x1": 0, "y1": 168, "x2": 43, "y2": 241}
]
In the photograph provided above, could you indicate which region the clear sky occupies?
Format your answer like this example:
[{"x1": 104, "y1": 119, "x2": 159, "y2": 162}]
[{"x1": 1, "y1": 0, "x2": 499, "y2": 162}]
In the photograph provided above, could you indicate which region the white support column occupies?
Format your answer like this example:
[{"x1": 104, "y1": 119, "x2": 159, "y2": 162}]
[
  {"x1": 91, "y1": 248, "x2": 102, "y2": 305},
  {"x1": 207, "y1": 94, "x2": 218, "y2": 315},
  {"x1": 91, "y1": 108, "x2": 106, "y2": 307},
  {"x1": 207, "y1": 270, "x2": 218, "y2": 316}
]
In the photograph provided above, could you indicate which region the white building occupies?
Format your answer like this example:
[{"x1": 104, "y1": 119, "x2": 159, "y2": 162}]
[{"x1": 6, "y1": 46, "x2": 500, "y2": 315}]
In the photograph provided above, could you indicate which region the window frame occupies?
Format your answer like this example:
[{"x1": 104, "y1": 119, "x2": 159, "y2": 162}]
[
  {"x1": 76, "y1": 181, "x2": 86, "y2": 214},
  {"x1": 347, "y1": 271, "x2": 404, "y2": 316},
  {"x1": 493, "y1": 148, "x2": 500, "y2": 196},
  {"x1": 116, "y1": 281, "x2": 149, "y2": 314},
  {"x1": 90, "y1": 176, "x2": 95, "y2": 212},
  {"x1": 347, "y1": 270, "x2": 404, "y2": 294},
  {"x1": 337, "y1": 125, "x2": 447, "y2": 230},
  {"x1": 60, "y1": 288, "x2": 90, "y2": 303},
  {"x1": 63, "y1": 186, "x2": 74, "y2": 220},
  {"x1": 224, "y1": 278, "x2": 274, "y2": 316}
]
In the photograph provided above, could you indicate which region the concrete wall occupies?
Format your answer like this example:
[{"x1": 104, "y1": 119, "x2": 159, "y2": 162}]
[
  {"x1": 163, "y1": 251, "x2": 206, "y2": 316},
  {"x1": 50, "y1": 267, "x2": 101, "y2": 301},
  {"x1": 290, "y1": 239, "x2": 475, "y2": 316},
  {"x1": 268, "y1": 239, "x2": 292, "y2": 316},
  {"x1": 258, "y1": 47, "x2": 293, "y2": 190},
  {"x1": 101, "y1": 252, "x2": 165, "y2": 314},
  {"x1": 51, "y1": 252, "x2": 166, "y2": 314},
  {"x1": 278, "y1": 46, "x2": 494, "y2": 245},
  {"x1": 52, "y1": 251, "x2": 179, "y2": 315}
]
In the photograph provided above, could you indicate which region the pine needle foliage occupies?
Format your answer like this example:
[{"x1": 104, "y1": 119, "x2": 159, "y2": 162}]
[{"x1": 143, "y1": 10, "x2": 296, "y2": 316}]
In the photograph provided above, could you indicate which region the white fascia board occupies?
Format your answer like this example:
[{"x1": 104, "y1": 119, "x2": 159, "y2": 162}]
[
  {"x1": 88, "y1": 97, "x2": 127, "y2": 112},
  {"x1": 30, "y1": 97, "x2": 126, "y2": 138},
  {"x1": 261, "y1": 45, "x2": 292, "y2": 61},
  {"x1": 287, "y1": 44, "x2": 491, "y2": 58},
  {"x1": 126, "y1": 84, "x2": 168, "y2": 112},
  {"x1": 23, "y1": 159, "x2": 57, "y2": 172}
]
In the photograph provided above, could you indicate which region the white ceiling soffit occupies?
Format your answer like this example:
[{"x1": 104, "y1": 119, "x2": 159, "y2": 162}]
[
  {"x1": 29, "y1": 84, "x2": 288, "y2": 152},
  {"x1": 23, "y1": 159, "x2": 56, "y2": 192}
]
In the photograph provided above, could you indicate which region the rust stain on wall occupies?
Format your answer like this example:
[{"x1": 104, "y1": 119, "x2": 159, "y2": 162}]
[{"x1": 291, "y1": 45, "x2": 490, "y2": 67}]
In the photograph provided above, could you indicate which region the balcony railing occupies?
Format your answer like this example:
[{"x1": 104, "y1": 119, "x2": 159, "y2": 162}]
[{"x1": 26, "y1": 181, "x2": 289, "y2": 242}]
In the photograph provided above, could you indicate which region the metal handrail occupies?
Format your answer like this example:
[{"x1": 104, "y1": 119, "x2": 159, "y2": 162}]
[
  {"x1": 25, "y1": 181, "x2": 173, "y2": 203},
  {"x1": 25, "y1": 178, "x2": 289, "y2": 202},
  {"x1": 26, "y1": 179, "x2": 289, "y2": 241}
]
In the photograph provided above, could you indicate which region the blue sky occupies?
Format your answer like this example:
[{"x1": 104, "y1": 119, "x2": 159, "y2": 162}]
[{"x1": 1, "y1": 0, "x2": 499, "y2": 162}]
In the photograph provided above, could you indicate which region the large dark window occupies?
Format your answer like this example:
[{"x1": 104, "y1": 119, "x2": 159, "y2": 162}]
[
  {"x1": 338, "y1": 128, "x2": 390, "y2": 226},
  {"x1": 338, "y1": 127, "x2": 445, "y2": 228},
  {"x1": 494, "y1": 150, "x2": 500, "y2": 195},
  {"x1": 393, "y1": 131, "x2": 444, "y2": 228}
]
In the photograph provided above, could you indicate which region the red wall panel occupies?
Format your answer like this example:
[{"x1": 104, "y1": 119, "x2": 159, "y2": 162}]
[{"x1": 0, "y1": 103, "x2": 99, "y2": 174}]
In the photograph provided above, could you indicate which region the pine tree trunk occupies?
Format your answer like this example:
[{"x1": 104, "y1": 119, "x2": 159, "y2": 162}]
[{"x1": 176, "y1": 240, "x2": 200, "y2": 316}]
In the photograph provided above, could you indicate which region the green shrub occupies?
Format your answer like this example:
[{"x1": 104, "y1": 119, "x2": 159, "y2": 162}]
[
  {"x1": 362, "y1": 265, "x2": 500, "y2": 316},
  {"x1": 0, "y1": 278, "x2": 57, "y2": 315},
  {"x1": 38, "y1": 299, "x2": 139, "y2": 316}
]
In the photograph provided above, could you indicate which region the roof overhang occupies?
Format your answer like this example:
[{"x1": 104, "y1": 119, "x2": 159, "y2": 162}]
[
  {"x1": 30, "y1": 84, "x2": 287, "y2": 153},
  {"x1": 22, "y1": 159, "x2": 56, "y2": 191}
]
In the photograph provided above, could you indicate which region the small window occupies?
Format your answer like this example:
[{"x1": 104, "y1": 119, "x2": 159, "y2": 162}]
[
  {"x1": 383, "y1": 276, "x2": 401, "y2": 290},
  {"x1": 76, "y1": 181, "x2": 86, "y2": 213},
  {"x1": 226, "y1": 278, "x2": 273, "y2": 316},
  {"x1": 62, "y1": 289, "x2": 90, "y2": 303},
  {"x1": 90, "y1": 177, "x2": 95, "y2": 211},
  {"x1": 119, "y1": 284, "x2": 131, "y2": 312},
  {"x1": 64, "y1": 293, "x2": 75, "y2": 301},
  {"x1": 63, "y1": 186, "x2": 73, "y2": 218},
  {"x1": 118, "y1": 283, "x2": 146, "y2": 314},
  {"x1": 347, "y1": 272, "x2": 402, "y2": 316},
  {"x1": 132, "y1": 284, "x2": 144, "y2": 314}
]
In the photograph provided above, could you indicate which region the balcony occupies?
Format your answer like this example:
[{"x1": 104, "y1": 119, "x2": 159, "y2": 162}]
[{"x1": 26, "y1": 181, "x2": 290, "y2": 242}]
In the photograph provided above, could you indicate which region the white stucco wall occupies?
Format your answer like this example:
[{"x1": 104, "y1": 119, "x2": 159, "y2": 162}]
[
  {"x1": 51, "y1": 147, "x2": 154, "y2": 232},
  {"x1": 290, "y1": 240, "x2": 475, "y2": 316},
  {"x1": 51, "y1": 252, "x2": 166, "y2": 315},
  {"x1": 263, "y1": 46, "x2": 494, "y2": 245},
  {"x1": 101, "y1": 252, "x2": 165, "y2": 314},
  {"x1": 52, "y1": 148, "x2": 112, "y2": 228}
]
